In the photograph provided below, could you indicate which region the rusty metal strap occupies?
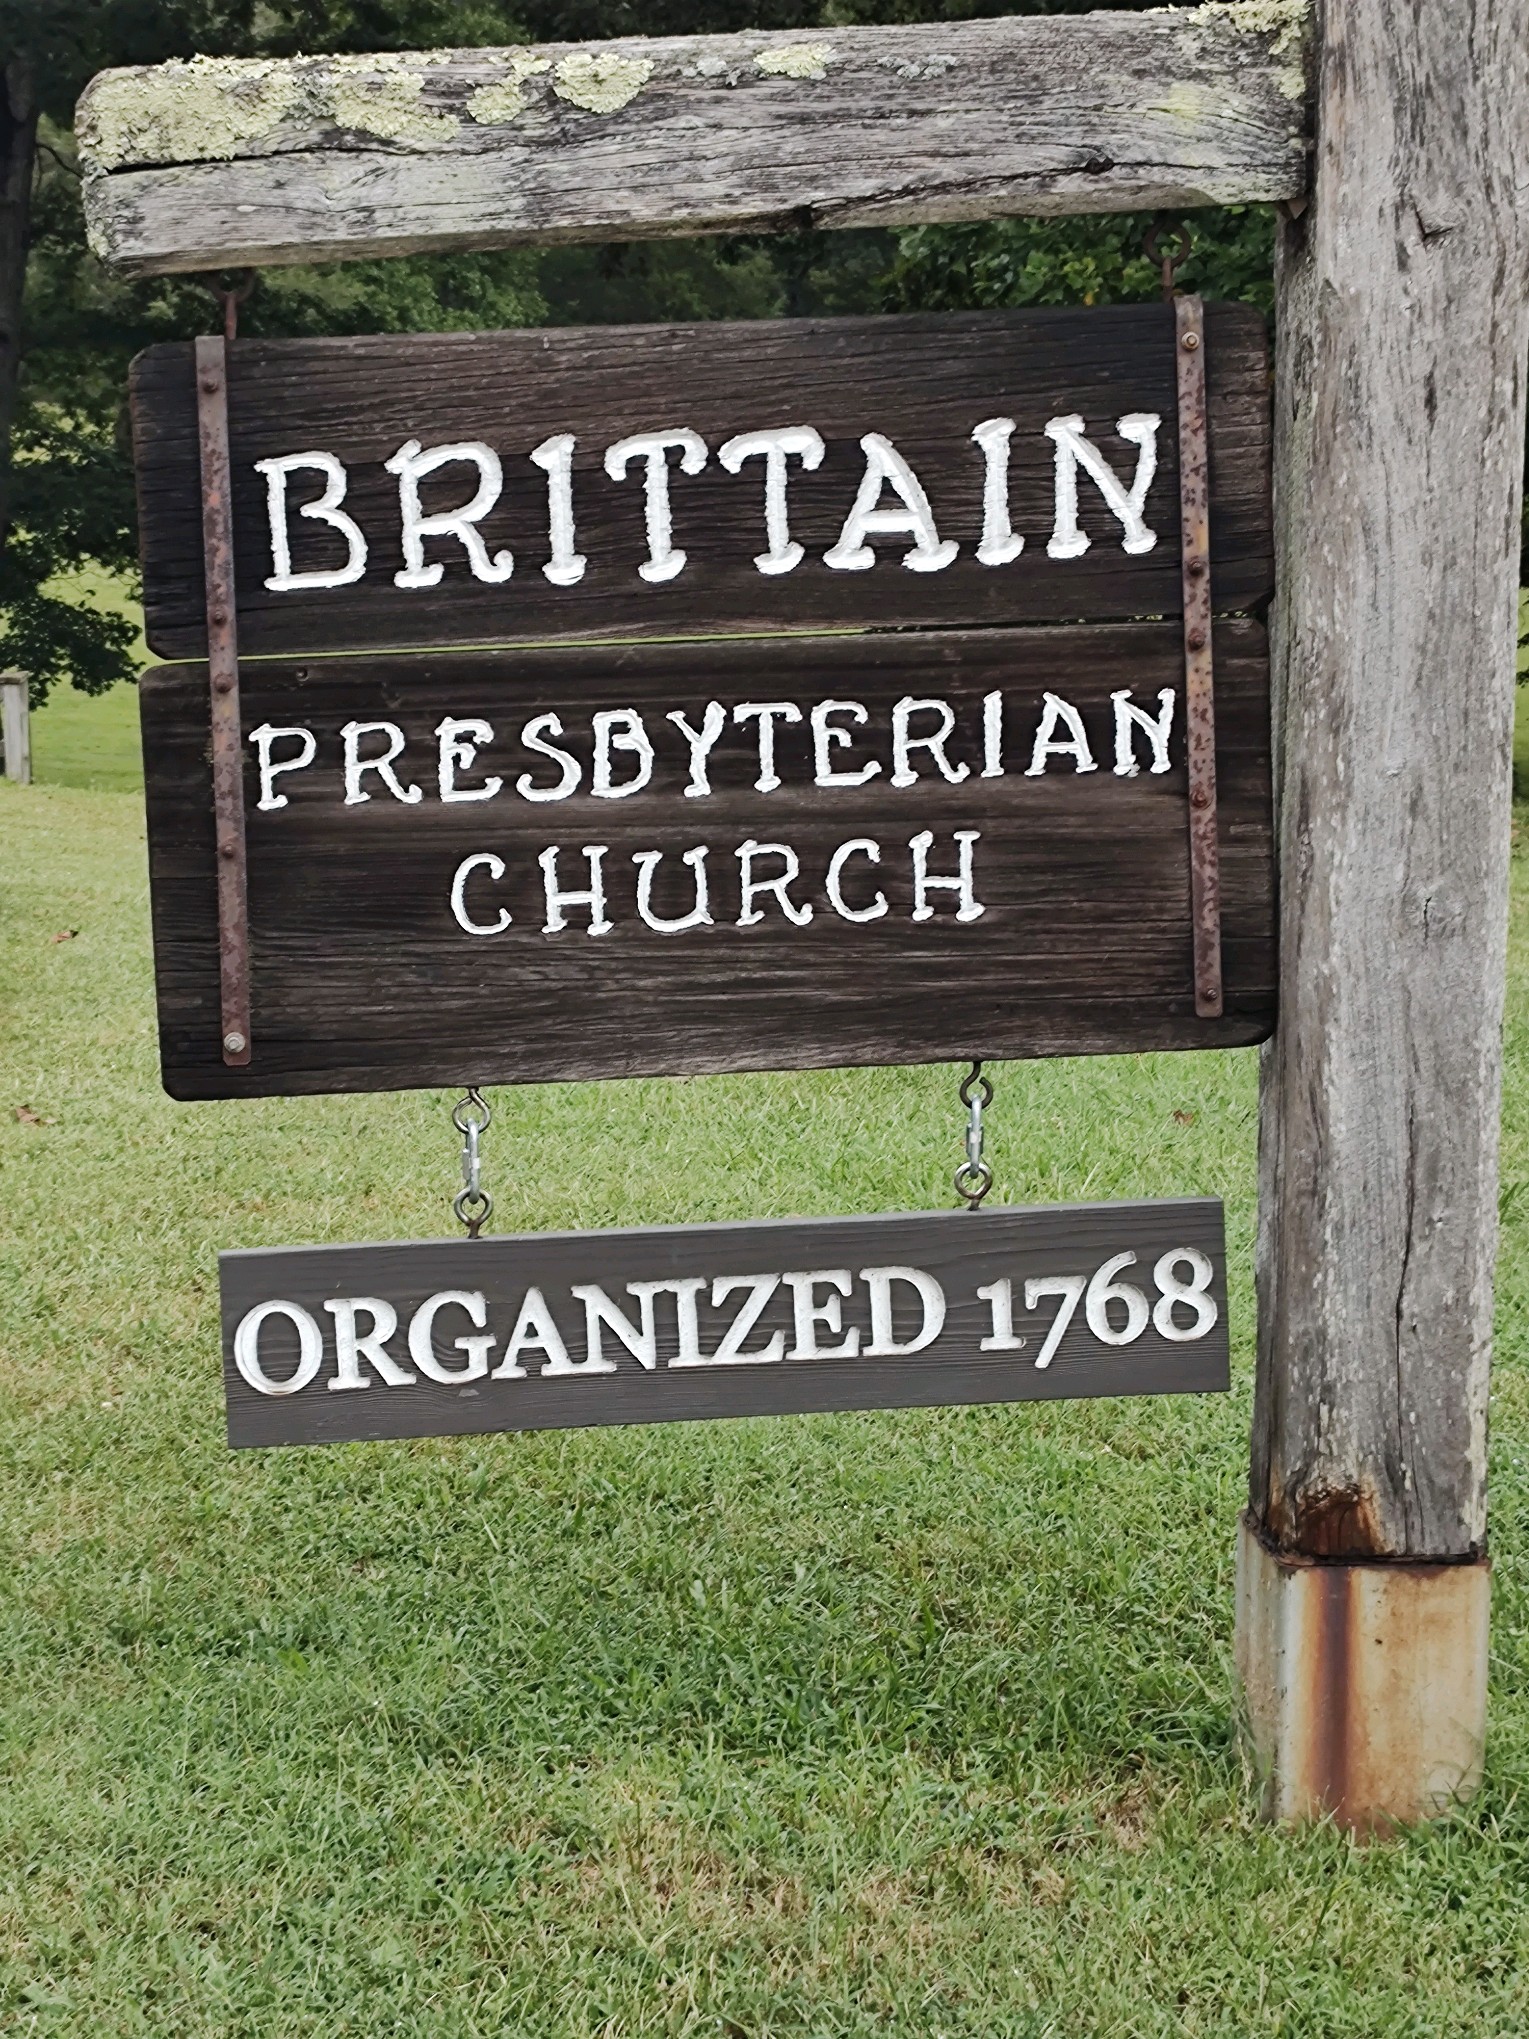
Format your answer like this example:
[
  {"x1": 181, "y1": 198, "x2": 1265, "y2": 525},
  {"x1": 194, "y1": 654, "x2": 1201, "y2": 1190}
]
[
  {"x1": 1174, "y1": 294, "x2": 1223, "y2": 1020},
  {"x1": 194, "y1": 333, "x2": 252, "y2": 1067}
]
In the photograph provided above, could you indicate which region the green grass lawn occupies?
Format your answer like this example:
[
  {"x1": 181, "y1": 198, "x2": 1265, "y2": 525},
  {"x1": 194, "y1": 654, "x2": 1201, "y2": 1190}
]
[{"x1": 3, "y1": 687, "x2": 1529, "y2": 2036}]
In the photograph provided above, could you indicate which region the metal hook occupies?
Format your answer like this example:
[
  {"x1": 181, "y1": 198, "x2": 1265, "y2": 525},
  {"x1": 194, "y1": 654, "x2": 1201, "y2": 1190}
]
[
  {"x1": 1144, "y1": 218, "x2": 1194, "y2": 303},
  {"x1": 452, "y1": 1087, "x2": 493, "y2": 1238},
  {"x1": 195, "y1": 270, "x2": 258, "y2": 342},
  {"x1": 954, "y1": 1061, "x2": 995, "y2": 1210}
]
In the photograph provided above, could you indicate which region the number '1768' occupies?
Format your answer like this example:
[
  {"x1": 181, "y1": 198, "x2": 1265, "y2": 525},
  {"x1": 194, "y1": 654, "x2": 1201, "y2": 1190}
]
[{"x1": 977, "y1": 1248, "x2": 1218, "y2": 1369}]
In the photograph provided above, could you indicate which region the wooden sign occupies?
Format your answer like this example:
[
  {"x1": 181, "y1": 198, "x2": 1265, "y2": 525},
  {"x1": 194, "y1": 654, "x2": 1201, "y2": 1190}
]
[
  {"x1": 220, "y1": 1198, "x2": 1229, "y2": 1448},
  {"x1": 131, "y1": 304, "x2": 1271, "y2": 660},
  {"x1": 140, "y1": 621, "x2": 1274, "y2": 1100}
]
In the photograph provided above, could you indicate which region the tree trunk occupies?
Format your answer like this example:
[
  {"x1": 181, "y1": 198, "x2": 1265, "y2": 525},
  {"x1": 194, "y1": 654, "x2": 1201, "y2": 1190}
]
[
  {"x1": 1240, "y1": 0, "x2": 1529, "y2": 1825},
  {"x1": 1255, "y1": 0, "x2": 1529, "y2": 1563},
  {"x1": 0, "y1": 56, "x2": 36, "y2": 555}
]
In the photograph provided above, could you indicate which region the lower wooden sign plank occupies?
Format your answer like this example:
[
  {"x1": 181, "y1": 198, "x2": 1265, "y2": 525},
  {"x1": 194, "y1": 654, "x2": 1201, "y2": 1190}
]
[
  {"x1": 220, "y1": 1199, "x2": 1230, "y2": 1448},
  {"x1": 141, "y1": 621, "x2": 1275, "y2": 1098}
]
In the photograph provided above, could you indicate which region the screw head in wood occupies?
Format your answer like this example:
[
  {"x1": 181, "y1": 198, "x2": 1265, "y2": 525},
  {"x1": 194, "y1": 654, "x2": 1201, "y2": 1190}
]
[
  {"x1": 200, "y1": 376, "x2": 219, "y2": 394},
  {"x1": 1181, "y1": 332, "x2": 1200, "y2": 351},
  {"x1": 1191, "y1": 785, "x2": 1212, "y2": 808},
  {"x1": 223, "y1": 1030, "x2": 246, "y2": 1055},
  {"x1": 1186, "y1": 556, "x2": 1207, "y2": 578},
  {"x1": 1187, "y1": 626, "x2": 1207, "y2": 651}
]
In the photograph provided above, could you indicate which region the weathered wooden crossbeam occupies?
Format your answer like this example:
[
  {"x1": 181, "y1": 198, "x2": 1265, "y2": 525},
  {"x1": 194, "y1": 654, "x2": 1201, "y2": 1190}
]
[{"x1": 78, "y1": 4, "x2": 1312, "y2": 276}]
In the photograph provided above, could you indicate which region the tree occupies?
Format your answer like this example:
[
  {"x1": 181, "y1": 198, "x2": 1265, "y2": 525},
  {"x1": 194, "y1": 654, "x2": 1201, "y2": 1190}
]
[{"x1": 7, "y1": 1, "x2": 1327, "y2": 703}]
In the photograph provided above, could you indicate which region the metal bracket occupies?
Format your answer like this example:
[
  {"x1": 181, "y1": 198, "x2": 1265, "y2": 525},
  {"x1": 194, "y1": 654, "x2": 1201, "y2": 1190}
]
[
  {"x1": 194, "y1": 332, "x2": 252, "y2": 1067},
  {"x1": 1174, "y1": 294, "x2": 1223, "y2": 1020}
]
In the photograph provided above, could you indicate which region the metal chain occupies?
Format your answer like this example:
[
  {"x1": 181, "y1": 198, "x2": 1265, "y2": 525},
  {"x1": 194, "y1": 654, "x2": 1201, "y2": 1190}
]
[
  {"x1": 452, "y1": 1088, "x2": 493, "y2": 1238},
  {"x1": 1144, "y1": 218, "x2": 1194, "y2": 302},
  {"x1": 953, "y1": 1061, "x2": 995, "y2": 1210}
]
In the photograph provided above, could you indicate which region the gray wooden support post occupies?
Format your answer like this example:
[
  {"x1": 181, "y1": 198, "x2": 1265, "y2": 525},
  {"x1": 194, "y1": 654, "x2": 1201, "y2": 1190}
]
[
  {"x1": 1242, "y1": 0, "x2": 1529, "y2": 1828},
  {"x1": 1, "y1": 670, "x2": 29, "y2": 784}
]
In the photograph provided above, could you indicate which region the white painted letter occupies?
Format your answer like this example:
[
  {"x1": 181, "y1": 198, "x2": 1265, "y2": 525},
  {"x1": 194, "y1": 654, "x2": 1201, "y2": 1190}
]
[
  {"x1": 861, "y1": 1266, "x2": 946, "y2": 1357},
  {"x1": 436, "y1": 716, "x2": 502, "y2": 802},
  {"x1": 824, "y1": 432, "x2": 958, "y2": 573},
  {"x1": 909, "y1": 830, "x2": 984, "y2": 923},
  {"x1": 718, "y1": 425, "x2": 826, "y2": 575},
  {"x1": 529, "y1": 432, "x2": 586, "y2": 586},
  {"x1": 826, "y1": 838, "x2": 888, "y2": 924},
  {"x1": 732, "y1": 701, "x2": 802, "y2": 792},
  {"x1": 491, "y1": 1287, "x2": 568, "y2": 1378},
  {"x1": 982, "y1": 691, "x2": 1004, "y2": 779},
  {"x1": 540, "y1": 845, "x2": 611, "y2": 935},
  {"x1": 342, "y1": 721, "x2": 421, "y2": 806},
  {"x1": 591, "y1": 708, "x2": 654, "y2": 799},
  {"x1": 694, "y1": 1274, "x2": 785, "y2": 1366},
  {"x1": 971, "y1": 417, "x2": 1024, "y2": 566},
  {"x1": 408, "y1": 1291, "x2": 494, "y2": 1383},
  {"x1": 256, "y1": 452, "x2": 368, "y2": 592},
  {"x1": 633, "y1": 847, "x2": 712, "y2": 934},
  {"x1": 737, "y1": 840, "x2": 813, "y2": 927},
  {"x1": 811, "y1": 700, "x2": 881, "y2": 789},
  {"x1": 233, "y1": 1299, "x2": 324, "y2": 1396},
  {"x1": 450, "y1": 853, "x2": 511, "y2": 937},
  {"x1": 249, "y1": 723, "x2": 316, "y2": 811},
  {"x1": 667, "y1": 702, "x2": 727, "y2": 798},
  {"x1": 516, "y1": 713, "x2": 582, "y2": 803},
  {"x1": 325, "y1": 1297, "x2": 414, "y2": 1390},
  {"x1": 1111, "y1": 687, "x2": 1176, "y2": 776},
  {"x1": 891, "y1": 698, "x2": 969, "y2": 788},
  {"x1": 604, "y1": 429, "x2": 708, "y2": 583},
  {"x1": 569, "y1": 1284, "x2": 659, "y2": 1370},
  {"x1": 1025, "y1": 692, "x2": 1098, "y2": 776},
  {"x1": 1044, "y1": 412, "x2": 1160, "y2": 559},
  {"x1": 385, "y1": 438, "x2": 514, "y2": 588},
  {"x1": 783, "y1": 1269, "x2": 859, "y2": 1359}
]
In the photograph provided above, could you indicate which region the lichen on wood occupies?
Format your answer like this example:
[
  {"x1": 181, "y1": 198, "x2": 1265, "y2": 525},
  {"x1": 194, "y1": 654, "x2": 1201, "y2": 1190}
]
[
  {"x1": 466, "y1": 55, "x2": 552, "y2": 126},
  {"x1": 551, "y1": 53, "x2": 652, "y2": 113},
  {"x1": 754, "y1": 43, "x2": 834, "y2": 80}
]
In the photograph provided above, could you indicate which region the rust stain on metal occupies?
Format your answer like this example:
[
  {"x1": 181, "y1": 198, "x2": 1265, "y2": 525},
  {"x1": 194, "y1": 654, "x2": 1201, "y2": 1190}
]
[
  {"x1": 194, "y1": 333, "x2": 252, "y2": 1068},
  {"x1": 1307, "y1": 1561, "x2": 1356, "y2": 1826},
  {"x1": 1238, "y1": 1513, "x2": 1491, "y2": 1834},
  {"x1": 1175, "y1": 293, "x2": 1222, "y2": 1018}
]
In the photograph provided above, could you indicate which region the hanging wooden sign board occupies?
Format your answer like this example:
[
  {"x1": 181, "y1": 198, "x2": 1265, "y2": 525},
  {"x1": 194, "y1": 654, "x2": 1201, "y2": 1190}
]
[
  {"x1": 141, "y1": 621, "x2": 1274, "y2": 1099},
  {"x1": 130, "y1": 303, "x2": 1271, "y2": 658},
  {"x1": 220, "y1": 1198, "x2": 1229, "y2": 1449}
]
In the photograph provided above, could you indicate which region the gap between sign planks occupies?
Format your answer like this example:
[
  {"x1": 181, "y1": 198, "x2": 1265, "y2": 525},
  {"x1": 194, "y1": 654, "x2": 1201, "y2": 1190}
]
[{"x1": 78, "y1": 6, "x2": 1313, "y2": 275}]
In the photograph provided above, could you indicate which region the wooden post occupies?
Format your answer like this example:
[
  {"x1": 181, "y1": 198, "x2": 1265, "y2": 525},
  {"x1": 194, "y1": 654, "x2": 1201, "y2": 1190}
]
[
  {"x1": 1242, "y1": 0, "x2": 1529, "y2": 1827},
  {"x1": 0, "y1": 669, "x2": 29, "y2": 784}
]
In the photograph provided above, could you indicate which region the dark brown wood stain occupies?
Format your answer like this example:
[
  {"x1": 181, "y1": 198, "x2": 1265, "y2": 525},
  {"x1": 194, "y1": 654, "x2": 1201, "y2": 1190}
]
[
  {"x1": 140, "y1": 620, "x2": 1274, "y2": 1099},
  {"x1": 131, "y1": 304, "x2": 1272, "y2": 660},
  {"x1": 220, "y1": 1199, "x2": 1230, "y2": 1448}
]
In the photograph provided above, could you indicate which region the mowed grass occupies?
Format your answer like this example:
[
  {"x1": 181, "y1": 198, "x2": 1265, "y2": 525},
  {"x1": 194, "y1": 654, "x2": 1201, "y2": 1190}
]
[{"x1": 3, "y1": 686, "x2": 1529, "y2": 2037}]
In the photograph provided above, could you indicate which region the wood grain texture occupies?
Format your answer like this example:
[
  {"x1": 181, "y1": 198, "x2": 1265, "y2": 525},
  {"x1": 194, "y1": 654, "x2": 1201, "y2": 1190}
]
[
  {"x1": 78, "y1": 9, "x2": 1312, "y2": 275},
  {"x1": 130, "y1": 304, "x2": 1273, "y2": 660},
  {"x1": 1254, "y1": 0, "x2": 1529, "y2": 1560},
  {"x1": 219, "y1": 1199, "x2": 1230, "y2": 1448},
  {"x1": 140, "y1": 621, "x2": 1275, "y2": 1100}
]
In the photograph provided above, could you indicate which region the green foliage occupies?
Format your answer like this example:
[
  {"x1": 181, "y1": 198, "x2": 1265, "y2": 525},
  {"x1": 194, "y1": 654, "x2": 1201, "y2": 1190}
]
[{"x1": 883, "y1": 207, "x2": 1277, "y2": 317}]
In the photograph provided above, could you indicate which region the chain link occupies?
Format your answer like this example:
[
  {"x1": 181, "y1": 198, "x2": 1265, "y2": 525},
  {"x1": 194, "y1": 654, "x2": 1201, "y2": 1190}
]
[
  {"x1": 953, "y1": 1061, "x2": 995, "y2": 1210},
  {"x1": 451, "y1": 1087, "x2": 492, "y2": 1238}
]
